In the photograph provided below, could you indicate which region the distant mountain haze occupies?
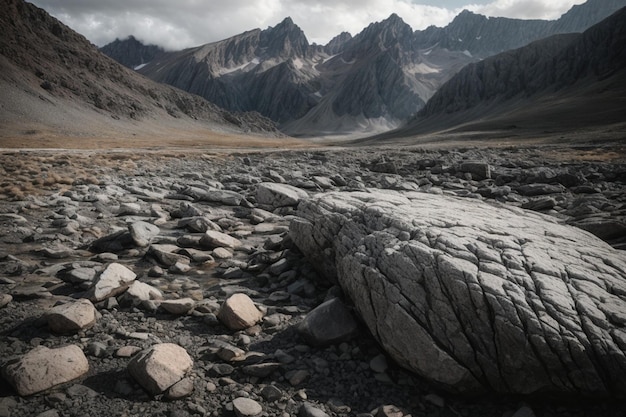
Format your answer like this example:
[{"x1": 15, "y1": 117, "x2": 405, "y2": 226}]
[{"x1": 101, "y1": 0, "x2": 626, "y2": 137}]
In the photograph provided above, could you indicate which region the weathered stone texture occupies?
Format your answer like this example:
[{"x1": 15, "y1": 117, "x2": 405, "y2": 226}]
[{"x1": 290, "y1": 190, "x2": 626, "y2": 396}]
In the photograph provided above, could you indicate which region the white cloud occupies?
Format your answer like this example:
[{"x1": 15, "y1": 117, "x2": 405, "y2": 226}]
[
  {"x1": 29, "y1": 0, "x2": 587, "y2": 50},
  {"x1": 463, "y1": 0, "x2": 586, "y2": 20}
]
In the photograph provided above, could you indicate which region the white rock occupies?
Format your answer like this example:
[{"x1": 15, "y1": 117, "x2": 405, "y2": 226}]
[
  {"x1": 160, "y1": 298, "x2": 195, "y2": 315},
  {"x1": 120, "y1": 281, "x2": 163, "y2": 306},
  {"x1": 200, "y1": 230, "x2": 241, "y2": 249},
  {"x1": 256, "y1": 182, "x2": 308, "y2": 209},
  {"x1": 2, "y1": 345, "x2": 89, "y2": 396},
  {"x1": 128, "y1": 221, "x2": 160, "y2": 247},
  {"x1": 47, "y1": 298, "x2": 97, "y2": 334},
  {"x1": 128, "y1": 343, "x2": 193, "y2": 395},
  {"x1": 232, "y1": 397, "x2": 262, "y2": 417},
  {"x1": 88, "y1": 263, "x2": 136, "y2": 302},
  {"x1": 218, "y1": 293, "x2": 263, "y2": 330}
]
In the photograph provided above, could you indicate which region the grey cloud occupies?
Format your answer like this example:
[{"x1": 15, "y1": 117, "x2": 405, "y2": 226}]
[{"x1": 29, "y1": 0, "x2": 584, "y2": 50}]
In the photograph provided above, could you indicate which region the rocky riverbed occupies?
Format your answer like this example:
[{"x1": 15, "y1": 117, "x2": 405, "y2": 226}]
[{"x1": 0, "y1": 144, "x2": 625, "y2": 417}]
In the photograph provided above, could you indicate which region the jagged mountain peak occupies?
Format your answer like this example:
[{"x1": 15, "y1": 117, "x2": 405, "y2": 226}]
[
  {"x1": 260, "y1": 16, "x2": 309, "y2": 58},
  {"x1": 325, "y1": 32, "x2": 352, "y2": 54},
  {"x1": 347, "y1": 13, "x2": 414, "y2": 54},
  {"x1": 100, "y1": 35, "x2": 164, "y2": 69}
]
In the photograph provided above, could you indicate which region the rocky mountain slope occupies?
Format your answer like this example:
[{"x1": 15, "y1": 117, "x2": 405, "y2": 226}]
[
  {"x1": 99, "y1": 36, "x2": 164, "y2": 69},
  {"x1": 103, "y1": 0, "x2": 626, "y2": 137},
  {"x1": 0, "y1": 0, "x2": 278, "y2": 142},
  {"x1": 387, "y1": 6, "x2": 626, "y2": 139}
]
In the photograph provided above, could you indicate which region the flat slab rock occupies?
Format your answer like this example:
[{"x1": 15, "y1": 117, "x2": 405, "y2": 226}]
[{"x1": 290, "y1": 190, "x2": 626, "y2": 396}]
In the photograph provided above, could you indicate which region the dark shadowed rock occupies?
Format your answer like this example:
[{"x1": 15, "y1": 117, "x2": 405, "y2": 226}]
[
  {"x1": 297, "y1": 298, "x2": 360, "y2": 346},
  {"x1": 290, "y1": 190, "x2": 626, "y2": 396}
]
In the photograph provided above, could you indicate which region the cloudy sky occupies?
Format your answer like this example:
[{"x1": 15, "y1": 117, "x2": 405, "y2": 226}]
[{"x1": 30, "y1": 0, "x2": 586, "y2": 50}]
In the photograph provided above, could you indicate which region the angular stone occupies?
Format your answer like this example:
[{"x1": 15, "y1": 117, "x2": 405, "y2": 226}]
[
  {"x1": 200, "y1": 230, "x2": 241, "y2": 249},
  {"x1": 2, "y1": 345, "x2": 89, "y2": 396},
  {"x1": 200, "y1": 189, "x2": 244, "y2": 206},
  {"x1": 165, "y1": 377, "x2": 194, "y2": 400},
  {"x1": 459, "y1": 162, "x2": 491, "y2": 180},
  {"x1": 256, "y1": 182, "x2": 308, "y2": 209},
  {"x1": 160, "y1": 298, "x2": 195, "y2": 315},
  {"x1": 47, "y1": 298, "x2": 97, "y2": 334},
  {"x1": 217, "y1": 293, "x2": 263, "y2": 330},
  {"x1": 88, "y1": 263, "x2": 136, "y2": 302},
  {"x1": 516, "y1": 183, "x2": 565, "y2": 196},
  {"x1": 149, "y1": 244, "x2": 190, "y2": 267},
  {"x1": 297, "y1": 298, "x2": 359, "y2": 347},
  {"x1": 291, "y1": 190, "x2": 626, "y2": 396},
  {"x1": 127, "y1": 343, "x2": 193, "y2": 395},
  {"x1": 119, "y1": 281, "x2": 163, "y2": 306},
  {"x1": 128, "y1": 221, "x2": 160, "y2": 247}
]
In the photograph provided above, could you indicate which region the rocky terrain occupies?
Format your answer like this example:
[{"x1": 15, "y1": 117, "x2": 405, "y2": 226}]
[{"x1": 1, "y1": 143, "x2": 625, "y2": 417}]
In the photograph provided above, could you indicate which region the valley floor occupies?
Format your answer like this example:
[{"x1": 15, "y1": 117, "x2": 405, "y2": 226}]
[{"x1": 0, "y1": 135, "x2": 625, "y2": 417}]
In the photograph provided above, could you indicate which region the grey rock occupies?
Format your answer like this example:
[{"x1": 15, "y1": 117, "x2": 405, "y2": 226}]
[
  {"x1": 459, "y1": 162, "x2": 491, "y2": 180},
  {"x1": 119, "y1": 281, "x2": 163, "y2": 306},
  {"x1": 260, "y1": 384, "x2": 283, "y2": 401},
  {"x1": 160, "y1": 298, "x2": 195, "y2": 315},
  {"x1": 516, "y1": 183, "x2": 565, "y2": 196},
  {"x1": 149, "y1": 244, "x2": 190, "y2": 267},
  {"x1": 200, "y1": 230, "x2": 242, "y2": 249},
  {"x1": 299, "y1": 402, "x2": 330, "y2": 417},
  {"x1": 297, "y1": 298, "x2": 359, "y2": 347},
  {"x1": 128, "y1": 220, "x2": 160, "y2": 247},
  {"x1": 290, "y1": 190, "x2": 626, "y2": 395},
  {"x1": 256, "y1": 182, "x2": 308, "y2": 209},
  {"x1": 165, "y1": 377, "x2": 194, "y2": 400},
  {"x1": 521, "y1": 197, "x2": 557, "y2": 211}
]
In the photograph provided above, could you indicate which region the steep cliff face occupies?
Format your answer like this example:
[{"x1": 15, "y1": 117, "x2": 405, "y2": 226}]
[
  {"x1": 100, "y1": 36, "x2": 164, "y2": 69},
  {"x1": 551, "y1": 0, "x2": 626, "y2": 33},
  {"x1": 416, "y1": 11, "x2": 552, "y2": 58},
  {"x1": 283, "y1": 14, "x2": 475, "y2": 136},
  {"x1": 397, "y1": 7, "x2": 626, "y2": 136}
]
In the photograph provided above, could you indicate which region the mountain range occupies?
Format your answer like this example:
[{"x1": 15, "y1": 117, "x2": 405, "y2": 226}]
[
  {"x1": 0, "y1": 0, "x2": 278, "y2": 144},
  {"x1": 376, "y1": 5, "x2": 626, "y2": 141},
  {"x1": 102, "y1": 0, "x2": 626, "y2": 137}
]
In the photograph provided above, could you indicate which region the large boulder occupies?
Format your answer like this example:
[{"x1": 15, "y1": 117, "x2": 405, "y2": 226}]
[
  {"x1": 2, "y1": 345, "x2": 89, "y2": 396},
  {"x1": 47, "y1": 298, "x2": 98, "y2": 334},
  {"x1": 290, "y1": 190, "x2": 626, "y2": 396},
  {"x1": 128, "y1": 343, "x2": 193, "y2": 396}
]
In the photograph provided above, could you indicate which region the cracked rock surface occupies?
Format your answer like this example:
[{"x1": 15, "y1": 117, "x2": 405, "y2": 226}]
[{"x1": 291, "y1": 190, "x2": 626, "y2": 396}]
